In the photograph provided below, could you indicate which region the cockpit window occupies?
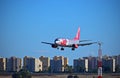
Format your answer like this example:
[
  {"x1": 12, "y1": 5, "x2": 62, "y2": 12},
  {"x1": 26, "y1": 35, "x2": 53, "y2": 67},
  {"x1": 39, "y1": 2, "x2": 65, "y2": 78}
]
[
  {"x1": 55, "y1": 38, "x2": 59, "y2": 41},
  {"x1": 54, "y1": 38, "x2": 59, "y2": 43}
]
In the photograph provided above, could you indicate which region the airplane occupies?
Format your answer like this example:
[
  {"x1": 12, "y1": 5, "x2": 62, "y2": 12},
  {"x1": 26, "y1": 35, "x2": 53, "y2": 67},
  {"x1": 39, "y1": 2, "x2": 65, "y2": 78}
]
[{"x1": 41, "y1": 27, "x2": 96, "y2": 51}]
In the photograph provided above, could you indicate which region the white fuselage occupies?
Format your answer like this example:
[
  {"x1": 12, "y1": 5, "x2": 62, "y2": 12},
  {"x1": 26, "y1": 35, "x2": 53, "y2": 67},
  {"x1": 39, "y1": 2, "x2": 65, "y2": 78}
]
[{"x1": 55, "y1": 38, "x2": 79, "y2": 46}]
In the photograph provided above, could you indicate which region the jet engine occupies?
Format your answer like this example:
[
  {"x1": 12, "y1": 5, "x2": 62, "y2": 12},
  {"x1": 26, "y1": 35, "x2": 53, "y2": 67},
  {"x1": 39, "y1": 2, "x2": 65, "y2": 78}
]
[
  {"x1": 51, "y1": 44, "x2": 58, "y2": 48},
  {"x1": 72, "y1": 44, "x2": 78, "y2": 48}
]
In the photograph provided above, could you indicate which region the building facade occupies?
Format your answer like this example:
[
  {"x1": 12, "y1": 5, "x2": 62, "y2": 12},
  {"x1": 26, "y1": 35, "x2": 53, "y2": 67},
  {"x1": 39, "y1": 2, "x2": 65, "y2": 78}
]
[
  {"x1": 88, "y1": 56, "x2": 98, "y2": 72},
  {"x1": 50, "y1": 60, "x2": 63, "y2": 72},
  {"x1": 6, "y1": 56, "x2": 22, "y2": 72},
  {"x1": 102, "y1": 58, "x2": 115, "y2": 72},
  {"x1": 23, "y1": 56, "x2": 42, "y2": 72},
  {"x1": 113, "y1": 55, "x2": 120, "y2": 66},
  {"x1": 0, "y1": 57, "x2": 6, "y2": 71},
  {"x1": 74, "y1": 58, "x2": 88, "y2": 72},
  {"x1": 39, "y1": 56, "x2": 50, "y2": 71},
  {"x1": 50, "y1": 56, "x2": 68, "y2": 72},
  {"x1": 64, "y1": 57, "x2": 68, "y2": 66}
]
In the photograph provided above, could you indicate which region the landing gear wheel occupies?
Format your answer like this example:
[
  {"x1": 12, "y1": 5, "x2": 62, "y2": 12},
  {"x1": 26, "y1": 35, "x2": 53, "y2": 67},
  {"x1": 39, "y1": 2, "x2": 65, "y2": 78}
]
[
  {"x1": 72, "y1": 48, "x2": 75, "y2": 51},
  {"x1": 57, "y1": 47, "x2": 59, "y2": 49},
  {"x1": 61, "y1": 47, "x2": 64, "y2": 51}
]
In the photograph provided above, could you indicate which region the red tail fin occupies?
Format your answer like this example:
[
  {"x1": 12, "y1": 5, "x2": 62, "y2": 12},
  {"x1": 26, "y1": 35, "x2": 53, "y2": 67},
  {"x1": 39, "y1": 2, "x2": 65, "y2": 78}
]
[{"x1": 74, "y1": 27, "x2": 80, "y2": 40}]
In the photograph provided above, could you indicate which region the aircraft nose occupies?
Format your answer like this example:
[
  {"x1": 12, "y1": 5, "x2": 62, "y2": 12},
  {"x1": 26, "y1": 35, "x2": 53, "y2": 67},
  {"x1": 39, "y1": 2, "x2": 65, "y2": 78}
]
[
  {"x1": 55, "y1": 40, "x2": 60, "y2": 44},
  {"x1": 54, "y1": 38, "x2": 60, "y2": 44}
]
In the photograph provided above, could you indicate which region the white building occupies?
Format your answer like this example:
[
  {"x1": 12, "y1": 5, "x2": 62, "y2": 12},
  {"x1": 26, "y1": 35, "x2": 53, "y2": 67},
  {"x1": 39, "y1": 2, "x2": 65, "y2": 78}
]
[{"x1": 83, "y1": 56, "x2": 98, "y2": 72}]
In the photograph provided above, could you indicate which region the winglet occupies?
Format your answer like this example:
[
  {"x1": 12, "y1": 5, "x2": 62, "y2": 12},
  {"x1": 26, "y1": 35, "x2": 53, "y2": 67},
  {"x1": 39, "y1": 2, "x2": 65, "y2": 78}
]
[{"x1": 74, "y1": 27, "x2": 80, "y2": 40}]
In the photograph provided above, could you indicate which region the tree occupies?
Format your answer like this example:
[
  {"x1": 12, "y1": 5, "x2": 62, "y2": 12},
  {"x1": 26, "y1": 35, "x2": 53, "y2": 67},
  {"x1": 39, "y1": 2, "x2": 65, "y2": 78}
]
[
  {"x1": 12, "y1": 69, "x2": 32, "y2": 78},
  {"x1": 64, "y1": 64, "x2": 73, "y2": 73},
  {"x1": 64, "y1": 64, "x2": 69, "y2": 72},
  {"x1": 12, "y1": 72, "x2": 22, "y2": 78},
  {"x1": 48, "y1": 66, "x2": 51, "y2": 73},
  {"x1": 68, "y1": 65, "x2": 73, "y2": 73},
  {"x1": 20, "y1": 70, "x2": 31, "y2": 78}
]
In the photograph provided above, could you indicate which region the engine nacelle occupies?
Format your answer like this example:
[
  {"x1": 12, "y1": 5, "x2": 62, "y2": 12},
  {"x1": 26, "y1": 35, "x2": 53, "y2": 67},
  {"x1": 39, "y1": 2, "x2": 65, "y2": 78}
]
[
  {"x1": 51, "y1": 44, "x2": 58, "y2": 48},
  {"x1": 72, "y1": 44, "x2": 78, "y2": 48}
]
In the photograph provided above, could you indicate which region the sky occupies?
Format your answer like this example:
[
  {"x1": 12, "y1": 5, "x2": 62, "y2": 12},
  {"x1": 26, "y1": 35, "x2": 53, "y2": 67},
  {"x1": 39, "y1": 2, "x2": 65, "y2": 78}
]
[{"x1": 0, "y1": 0, "x2": 120, "y2": 65}]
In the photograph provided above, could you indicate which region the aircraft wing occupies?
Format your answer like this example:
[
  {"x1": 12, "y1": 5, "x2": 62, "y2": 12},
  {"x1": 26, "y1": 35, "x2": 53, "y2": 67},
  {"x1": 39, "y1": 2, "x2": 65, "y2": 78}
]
[
  {"x1": 79, "y1": 40, "x2": 91, "y2": 42},
  {"x1": 41, "y1": 42, "x2": 54, "y2": 45},
  {"x1": 78, "y1": 42, "x2": 97, "y2": 46}
]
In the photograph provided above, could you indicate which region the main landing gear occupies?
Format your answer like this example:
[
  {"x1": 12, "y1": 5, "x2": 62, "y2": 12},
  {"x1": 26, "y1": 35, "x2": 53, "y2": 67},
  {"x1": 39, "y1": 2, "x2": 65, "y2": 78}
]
[
  {"x1": 61, "y1": 47, "x2": 64, "y2": 51},
  {"x1": 58, "y1": 47, "x2": 75, "y2": 51},
  {"x1": 56, "y1": 47, "x2": 64, "y2": 51},
  {"x1": 72, "y1": 48, "x2": 75, "y2": 51}
]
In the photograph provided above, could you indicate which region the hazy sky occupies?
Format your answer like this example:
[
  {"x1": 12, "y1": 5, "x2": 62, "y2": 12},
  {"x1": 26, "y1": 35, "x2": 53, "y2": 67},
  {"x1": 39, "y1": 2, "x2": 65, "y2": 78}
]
[{"x1": 0, "y1": 0, "x2": 120, "y2": 65}]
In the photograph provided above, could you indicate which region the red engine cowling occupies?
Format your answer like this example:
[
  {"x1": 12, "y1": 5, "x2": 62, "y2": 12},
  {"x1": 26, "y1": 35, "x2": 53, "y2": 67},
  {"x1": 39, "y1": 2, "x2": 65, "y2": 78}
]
[
  {"x1": 72, "y1": 44, "x2": 78, "y2": 48},
  {"x1": 51, "y1": 44, "x2": 58, "y2": 48}
]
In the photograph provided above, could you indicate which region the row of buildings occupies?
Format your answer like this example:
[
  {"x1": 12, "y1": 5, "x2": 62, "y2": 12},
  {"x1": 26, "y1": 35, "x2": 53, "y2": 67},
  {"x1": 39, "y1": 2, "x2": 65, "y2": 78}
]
[
  {"x1": 0, "y1": 56, "x2": 68, "y2": 73},
  {"x1": 0, "y1": 55, "x2": 120, "y2": 73},
  {"x1": 74, "y1": 55, "x2": 118, "y2": 73}
]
